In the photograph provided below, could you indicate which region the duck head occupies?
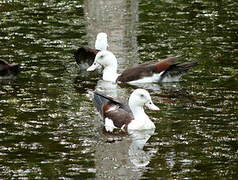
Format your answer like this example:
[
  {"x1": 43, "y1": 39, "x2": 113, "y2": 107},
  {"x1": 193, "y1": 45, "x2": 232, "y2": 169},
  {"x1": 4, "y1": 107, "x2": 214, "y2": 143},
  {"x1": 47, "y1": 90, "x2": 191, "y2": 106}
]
[
  {"x1": 87, "y1": 50, "x2": 118, "y2": 72},
  {"x1": 129, "y1": 89, "x2": 160, "y2": 112}
]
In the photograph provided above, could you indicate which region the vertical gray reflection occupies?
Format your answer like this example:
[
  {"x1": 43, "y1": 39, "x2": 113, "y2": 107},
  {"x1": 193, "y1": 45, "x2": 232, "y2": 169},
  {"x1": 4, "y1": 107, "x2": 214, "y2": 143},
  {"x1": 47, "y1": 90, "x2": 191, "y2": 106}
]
[
  {"x1": 84, "y1": 0, "x2": 138, "y2": 70},
  {"x1": 83, "y1": 0, "x2": 143, "y2": 179},
  {"x1": 94, "y1": 130, "x2": 154, "y2": 179},
  {"x1": 95, "y1": 137, "x2": 139, "y2": 180}
]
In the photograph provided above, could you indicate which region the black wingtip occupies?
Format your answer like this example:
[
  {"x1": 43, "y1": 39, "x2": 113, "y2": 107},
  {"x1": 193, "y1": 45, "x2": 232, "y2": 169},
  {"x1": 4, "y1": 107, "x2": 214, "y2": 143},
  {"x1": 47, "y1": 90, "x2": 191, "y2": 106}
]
[
  {"x1": 93, "y1": 92, "x2": 113, "y2": 106},
  {"x1": 74, "y1": 47, "x2": 85, "y2": 65},
  {"x1": 93, "y1": 92, "x2": 111, "y2": 115},
  {"x1": 180, "y1": 60, "x2": 199, "y2": 69},
  {"x1": 94, "y1": 92, "x2": 132, "y2": 113},
  {"x1": 74, "y1": 47, "x2": 98, "y2": 66},
  {"x1": 159, "y1": 60, "x2": 198, "y2": 82}
]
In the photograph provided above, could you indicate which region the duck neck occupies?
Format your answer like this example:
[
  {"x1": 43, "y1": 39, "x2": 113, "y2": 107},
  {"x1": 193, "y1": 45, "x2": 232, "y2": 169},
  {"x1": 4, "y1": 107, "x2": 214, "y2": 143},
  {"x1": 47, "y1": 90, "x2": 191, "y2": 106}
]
[
  {"x1": 129, "y1": 103, "x2": 148, "y2": 120},
  {"x1": 102, "y1": 62, "x2": 119, "y2": 82}
]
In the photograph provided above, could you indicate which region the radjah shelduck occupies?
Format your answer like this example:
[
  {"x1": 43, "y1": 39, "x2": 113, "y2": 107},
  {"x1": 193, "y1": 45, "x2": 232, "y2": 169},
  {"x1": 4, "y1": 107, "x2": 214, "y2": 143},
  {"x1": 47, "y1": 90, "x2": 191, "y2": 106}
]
[
  {"x1": 93, "y1": 88, "x2": 160, "y2": 132},
  {"x1": 87, "y1": 50, "x2": 197, "y2": 83}
]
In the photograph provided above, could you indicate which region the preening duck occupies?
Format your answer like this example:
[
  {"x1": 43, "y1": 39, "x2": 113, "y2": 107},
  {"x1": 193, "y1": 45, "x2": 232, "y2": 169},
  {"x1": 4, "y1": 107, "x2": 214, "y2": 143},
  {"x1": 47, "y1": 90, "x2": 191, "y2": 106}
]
[
  {"x1": 87, "y1": 50, "x2": 197, "y2": 83},
  {"x1": 0, "y1": 59, "x2": 20, "y2": 79},
  {"x1": 93, "y1": 88, "x2": 159, "y2": 132},
  {"x1": 74, "y1": 32, "x2": 108, "y2": 68}
]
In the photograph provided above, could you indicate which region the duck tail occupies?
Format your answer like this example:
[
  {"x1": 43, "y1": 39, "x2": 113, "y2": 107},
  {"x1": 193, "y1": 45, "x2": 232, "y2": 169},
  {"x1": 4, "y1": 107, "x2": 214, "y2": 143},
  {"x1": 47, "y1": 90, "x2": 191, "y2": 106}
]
[
  {"x1": 174, "y1": 61, "x2": 198, "y2": 72},
  {"x1": 160, "y1": 61, "x2": 198, "y2": 82}
]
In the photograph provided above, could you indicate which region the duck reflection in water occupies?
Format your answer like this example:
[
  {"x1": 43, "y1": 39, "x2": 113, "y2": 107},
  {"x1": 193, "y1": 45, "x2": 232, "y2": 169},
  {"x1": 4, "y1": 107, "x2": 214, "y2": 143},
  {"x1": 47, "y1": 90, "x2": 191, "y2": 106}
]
[
  {"x1": 95, "y1": 128, "x2": 156, "y2": 179},
  {"x1": 103, "y1": 128, "x2": 155, "y2": 168},
  {"x1": 128, "y1": 129, "x2": 155, "y2": 167}
]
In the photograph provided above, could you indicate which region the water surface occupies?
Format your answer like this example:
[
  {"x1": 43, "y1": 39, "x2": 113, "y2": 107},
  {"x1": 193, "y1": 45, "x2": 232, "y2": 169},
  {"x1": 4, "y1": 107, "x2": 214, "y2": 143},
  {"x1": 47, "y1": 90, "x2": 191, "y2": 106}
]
[{"x1": 0, "y1": 0, "x2": 237, "y2": 179}]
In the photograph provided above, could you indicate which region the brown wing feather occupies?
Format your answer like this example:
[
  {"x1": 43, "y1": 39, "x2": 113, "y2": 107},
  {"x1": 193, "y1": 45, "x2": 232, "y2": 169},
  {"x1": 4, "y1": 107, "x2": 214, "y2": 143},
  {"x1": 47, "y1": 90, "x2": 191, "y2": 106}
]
[
  {"x1": 116, "y1": 64, "x2": 154, "y2": 82},
  {"x1": 104, "y1": 107, "x2": 133, "y2": 129},
  {"x1": 117, "y1": 57, "x2": 177, "y2": 83},
  {"x1": 154, "y1": 57, "x2": 177, "y2": 72}
]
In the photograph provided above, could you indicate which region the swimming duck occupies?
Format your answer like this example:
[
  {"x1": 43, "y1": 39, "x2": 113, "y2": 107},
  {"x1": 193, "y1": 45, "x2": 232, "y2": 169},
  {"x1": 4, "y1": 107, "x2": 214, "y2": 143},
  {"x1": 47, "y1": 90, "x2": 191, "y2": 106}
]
[
  {"x1": 87, "y1": 50, "x2": 197, "y2": 83},
  {"x1": 74, "y1": 32, "x2": 108, "y2": 68},
  {"x1": 0, "y1": 59, "x2": 20, "y2": 79},
  {"x1": 93, "y1": 88, "x2": 159, "y2": 132}
]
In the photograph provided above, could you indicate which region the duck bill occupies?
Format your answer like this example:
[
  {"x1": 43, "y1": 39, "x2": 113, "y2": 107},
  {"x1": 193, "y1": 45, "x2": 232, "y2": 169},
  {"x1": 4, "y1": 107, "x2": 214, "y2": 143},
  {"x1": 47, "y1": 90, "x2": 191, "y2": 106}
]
[
  {"x1": 145, "y1": 101, "x2": 160, "y2": 111},
  {"x1": 87, "y1": 63, "x2": 99, "y2": 71}
]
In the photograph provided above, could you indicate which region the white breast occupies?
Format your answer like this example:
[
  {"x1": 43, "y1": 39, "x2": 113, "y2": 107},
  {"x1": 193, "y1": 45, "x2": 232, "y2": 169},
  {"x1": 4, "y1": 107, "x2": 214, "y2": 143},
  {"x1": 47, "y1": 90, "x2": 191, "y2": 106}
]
[
  {"x1": 105, "y1": 118, "x2": 117, "y2": 132},
  {"x1": 127, "y1": 117, "x2": 155, "y2": 131}
]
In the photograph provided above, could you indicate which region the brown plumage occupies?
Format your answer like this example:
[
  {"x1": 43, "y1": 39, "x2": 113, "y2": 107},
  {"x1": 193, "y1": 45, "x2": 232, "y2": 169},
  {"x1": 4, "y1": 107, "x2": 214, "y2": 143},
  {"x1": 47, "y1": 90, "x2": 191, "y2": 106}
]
[
  {"x1": 103, "y1": 104, "x2": 133, "y2": 129},
  {"x1": 117, "y1": 57, "x2": 178, "y2": 82},
  {"x1": 93, "y1": 92, "x2": 133, "y2": 131}
]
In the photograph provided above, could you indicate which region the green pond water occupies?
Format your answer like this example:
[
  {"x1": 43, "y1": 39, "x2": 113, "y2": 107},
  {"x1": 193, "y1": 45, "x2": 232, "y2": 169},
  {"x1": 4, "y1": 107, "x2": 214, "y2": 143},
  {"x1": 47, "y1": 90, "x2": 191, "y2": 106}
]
[{"x1": 0, "y1": 0, "x2": 237, "y2": 179}]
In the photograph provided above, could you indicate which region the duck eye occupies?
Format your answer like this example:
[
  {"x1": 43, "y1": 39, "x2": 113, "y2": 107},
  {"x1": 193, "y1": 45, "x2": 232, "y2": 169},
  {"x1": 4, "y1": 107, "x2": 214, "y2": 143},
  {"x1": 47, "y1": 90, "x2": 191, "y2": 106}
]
[
  {"x1": 140, "y1": 94, "x2": 144, "y2": 98},
  {"x1": 100, "y1": 55, "x2": 104, "y2": 58}
]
